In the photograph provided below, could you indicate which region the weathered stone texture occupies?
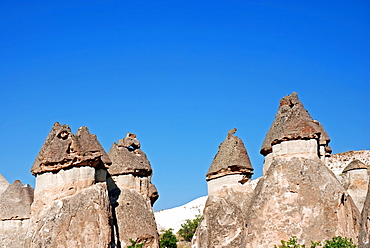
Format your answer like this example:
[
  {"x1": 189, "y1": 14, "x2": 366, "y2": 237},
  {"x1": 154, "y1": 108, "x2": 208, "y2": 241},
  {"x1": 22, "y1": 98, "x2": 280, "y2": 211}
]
[
  {"x1": 108, "y1": 133, "x2": 152, "y2": 177},
  {"x1": 327, "y1": 150, "x2": 370, "y2": 176},
  {"x1": 108, "y1": 133, "x2": 159, "y2": 247},
  {"x1": 111, "y1": 188, "x2": 159, "y2": 248},
  {"x1": 25, "y1": 183, "x2": 112, "y2": 248},
  {"x1": 25, "y1": 123, "x2": 113, "y2": 248},
  {"x1": 206, "y1": 128, "x2": 253, "y2": 181},
  {"x1": 193, "y1": 129, "x2": 254, "y2": 247},
  {"x1": 31, "y1": 122, "x2": 111, "y2": 175},
  {"x1": 0, "y1": 174, "x2": 10, "y2": 196},
  {"x1": 244, "y1": 157, "x2": 360, "y2": 247},
  {"x1": 0, "y1": 179, "x2": 34, "y2": 248},
  {"x1": 341, "y1": 160, "x2": 369, "y2": 212},
  {"x1": 193, "y1": 185, "x2": 253, "y2": 248},
  {"x1": 359, "y1": 181, "x2": 370, "y2": 248},
  {"x1": 260, "y1": 92, "x2": 330, "y2": 156}
]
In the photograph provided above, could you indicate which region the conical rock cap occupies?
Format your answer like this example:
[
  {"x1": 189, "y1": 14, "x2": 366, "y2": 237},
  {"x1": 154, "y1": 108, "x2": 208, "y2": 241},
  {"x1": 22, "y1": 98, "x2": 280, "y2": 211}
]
[
  {"x1": 108, "y1": 133, "x2": 152, "y2": 176},
  {"x1": 31, "y1": 122, "x2": 111, "y2": 175},
  {"x1": 260, "y1": 92, "x2": 331, "y2": 156},
  {"x1": 206, "y1": 128, "x2": 253, "y2": 181}
]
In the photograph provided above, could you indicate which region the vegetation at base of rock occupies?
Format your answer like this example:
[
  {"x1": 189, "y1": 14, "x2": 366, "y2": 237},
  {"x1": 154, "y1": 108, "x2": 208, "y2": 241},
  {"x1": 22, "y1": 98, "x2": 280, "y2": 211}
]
[
  {"x1": 178, "y1": 215, "x2": 203, "y2": 242},
  {"x1": 159, "y1": 228, "x2": 178, "y2": 248},
  {"x1": 274, "y1": 236, "x2": 357, "y2": 248},
  {"x1": 127, "y1": 239, "x2": 144, "y2": 248}
]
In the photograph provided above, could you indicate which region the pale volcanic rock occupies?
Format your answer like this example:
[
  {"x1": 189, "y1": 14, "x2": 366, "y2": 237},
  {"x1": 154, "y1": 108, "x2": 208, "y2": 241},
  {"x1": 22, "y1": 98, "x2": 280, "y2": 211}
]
[
  {"x1": 112, "y1": 188, "x2": 159, "y2": 248},
  {"x1": 359, "y1": 181, "x2": 370, "y2": 248},
  {"x1": 24, "y1": 183, "x2": 112, "y2": 248},
  {"x1": 244, "y1": 157, "x2": 360, "y2": 247},
  {"x1": 327, "y1": 150, "x2": 370, "y2": 176},
  {"x1": 108, "y1": 133, "x2": 159, "y2": 247},
  {"x1": 31, "y1": 122, "x2": 111, "y2": 175},
  {"x1": 0, "y1": 180, "x2": 34, "y2": 220},
  {"x1": 341, "y1": 160, "x2": 369, "y2": 212},
  {"x1": 193, "y1": 129, "x2": 254, "y2": 247},
  {"x1": 193, "y1": 186, "x2": 253, "y2": 248},
  {"x1": 206, "y1": 128, "x2": 253, "y2": 181},
  {"x1": 260, "y1": 92, "x2": 331, "y2": 157},
  {"x1": 25, "y1": 123, "x2": 113, "y2": 248},
  {"x1": 0, "y1": 179, "x2": 34, "y2": 248},
  {"x1": 0, "y1": 174, "x2": 10, "y2": 196}
]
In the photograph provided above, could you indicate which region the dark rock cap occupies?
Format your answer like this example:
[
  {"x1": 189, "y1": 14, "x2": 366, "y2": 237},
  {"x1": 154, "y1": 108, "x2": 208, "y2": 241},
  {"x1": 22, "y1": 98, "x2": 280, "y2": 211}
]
[
  {"x1": 0, "y1": 180, "x2": 34, "y2": 220},
  {"x1": 343, "y1": 160, "x2": 368, "y2": 173},
  {"x1": 31, "y1": 122, "x2": 111, "y2": 175},
  {"x1": 260, "y1": 92, "x2": 331, "y2": 156},
  {"x1": 206, "y1": 128, "x2": 253, "y2": 181},
  {"x1": 108, "y1": 133, "x2": 152, "y2": 176}
]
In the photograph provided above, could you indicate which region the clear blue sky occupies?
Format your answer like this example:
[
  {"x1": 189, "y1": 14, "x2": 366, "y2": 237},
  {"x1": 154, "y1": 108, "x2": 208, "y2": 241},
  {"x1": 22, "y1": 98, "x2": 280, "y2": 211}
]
[{"x1": 0, "y1": 0, "x2": 369, "y2": 211}]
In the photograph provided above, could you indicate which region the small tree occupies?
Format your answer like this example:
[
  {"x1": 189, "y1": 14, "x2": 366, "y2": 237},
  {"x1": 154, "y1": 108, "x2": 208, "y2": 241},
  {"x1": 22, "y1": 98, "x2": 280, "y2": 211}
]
[
  {"x1": 127, "y1": 239, "x2": 144, "y2": 248},
  {"x1": 177, "y1": 215, "x2": 202, "y2": 242},
  {"x1": 323, "y1": 236, "x2": 356, "y2": 248},
  {"x1": 159, "y1": 228, "x2": 178, "y2": 248},
  {"x1": 275, "y1": 236, "x2": 357, "y2": 248}
]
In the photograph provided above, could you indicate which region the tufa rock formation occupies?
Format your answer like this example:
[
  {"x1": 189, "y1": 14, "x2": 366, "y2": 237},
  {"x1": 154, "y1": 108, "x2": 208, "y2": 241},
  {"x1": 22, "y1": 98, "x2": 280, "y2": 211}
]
[
  {"x1": 242, "y1": 92, "x2": 360, "y2": 246},
  {"x1": 107, "y1": 132, "x2": 159, "y2": 248},
  {"x1": 341, "y1": 160, "x2": 369, "y2": 212},
  {"x1": 193, "y1": 129, "x2": 254, "y2": 247},
  {"x1": 24, "y1": 122, "x2": 113, "y2": 248},
  {"x1": 0, "y1": 180, "x2": 34, "y2": 248},
  {"x1": 244, "y1": 157, "x2": 360, "y2": 247}
]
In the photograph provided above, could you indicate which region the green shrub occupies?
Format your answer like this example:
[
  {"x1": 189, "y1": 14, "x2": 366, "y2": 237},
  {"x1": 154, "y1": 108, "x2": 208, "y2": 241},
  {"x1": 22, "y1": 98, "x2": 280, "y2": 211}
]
[
  {"x1": 275, "y1": 236, "x2": 356, "y2": 248},
  {"x1": 177, "y1": 215, "x2": 202, "y2": 242},
  {"x1": 127, "y1": 239, "x2": 144, "y2": 248},
  {"x1": 159, "y1": 228, "x2": 178, "y2": 248}
]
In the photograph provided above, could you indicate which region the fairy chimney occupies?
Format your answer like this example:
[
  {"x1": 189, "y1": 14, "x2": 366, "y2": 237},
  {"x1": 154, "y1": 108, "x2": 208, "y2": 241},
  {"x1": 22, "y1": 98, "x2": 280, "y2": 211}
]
[
  {"x1": 206, "y1": 128, "x2": 254, "y2": 195},
  {"x1": 25, "y1": 122, "x2": 112, "y2": 248},
  {"x1": 342, "y1": 160, "x2": 369, "y2": 212},
  {"x1": 193, "y1": 129, "x2": 254, "y2": 247},
  {"x1": 260, "y1": 92, "x2": 331, "y2": 174},
  {"x1": 242, "y1": 93, "x2": 360, "y2": 247},
  {"x1": 107, "y1": 132, "x2": 159, "y2": 248}
]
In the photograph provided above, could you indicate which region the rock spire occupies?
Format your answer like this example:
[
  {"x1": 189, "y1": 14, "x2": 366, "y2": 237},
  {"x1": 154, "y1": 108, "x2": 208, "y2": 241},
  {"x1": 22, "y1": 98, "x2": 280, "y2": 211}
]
[
  {"x1": 107, "y1": 132, "x2": 159, "y2": 247},
  {"x1": 193, "y1": 129, "x2": 254, "y2": 247},
  {"x1": 25, "y1": 122, "x2": 112, "y2": 248},
  {"x1": 206, "y1": 128, "x2": 253, "y2": 181}
]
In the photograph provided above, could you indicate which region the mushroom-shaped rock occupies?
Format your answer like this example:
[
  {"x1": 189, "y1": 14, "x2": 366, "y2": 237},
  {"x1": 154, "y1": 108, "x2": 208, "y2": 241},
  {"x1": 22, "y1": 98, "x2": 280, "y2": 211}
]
[
  {"x1": 343, "y1": 159, "x2": 368, "y2": 173},
  {"x1": 206, "y1": 128, "x2": 253, "y2": 181},
  {"x1": 108, "y1": 133, "x2": 152, "y2": 177},
  {"x1": 31, "y1": 122, "x2": 111, "y2": 175},
  {"x1": 260, "y1": 92, "x2": 331, "y2": 156}
]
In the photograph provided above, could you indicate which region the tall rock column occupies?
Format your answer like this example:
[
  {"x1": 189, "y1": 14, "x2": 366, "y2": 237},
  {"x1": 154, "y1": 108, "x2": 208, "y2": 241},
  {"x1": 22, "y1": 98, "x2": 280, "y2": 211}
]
[
  {"x1": 193, "y1": 128, "x2": 254, "y2": 247},
  {"x1": 24, "y1": 122, "x2": 113, "y2": 248},
  {"x1": 244, "y1": 93, "x2": 360, "y2": 247},
  {"x1": 107, "y1": 133, "x2": 159, "y2": 248}
]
